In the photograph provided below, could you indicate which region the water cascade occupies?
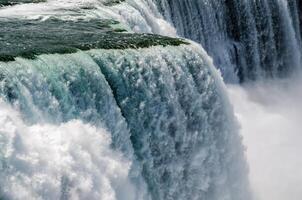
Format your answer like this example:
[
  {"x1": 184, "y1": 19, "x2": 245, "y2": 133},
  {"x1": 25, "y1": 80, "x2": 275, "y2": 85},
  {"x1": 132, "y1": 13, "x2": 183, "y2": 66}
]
[
  {"x1": 155, "y1": 0, "x2": 302, "y2": 82},
  {"x1": 0, "y1": 6, "x2": 250, "y2": 198},
  {"x1": 2, "y1": 0, "x2": 302, "y2": 199}
]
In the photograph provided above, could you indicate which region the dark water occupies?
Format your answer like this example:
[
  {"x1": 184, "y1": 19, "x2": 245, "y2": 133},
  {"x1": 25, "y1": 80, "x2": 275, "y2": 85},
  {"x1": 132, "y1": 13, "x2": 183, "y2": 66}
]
[{"x1": 0, "y1": 18, "x2": 187, "y2": 61}]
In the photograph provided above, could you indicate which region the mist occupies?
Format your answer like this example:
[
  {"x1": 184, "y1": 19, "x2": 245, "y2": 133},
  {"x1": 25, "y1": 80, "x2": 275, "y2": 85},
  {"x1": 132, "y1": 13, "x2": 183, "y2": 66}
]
[{"x1": 227, "y1": 76, "x2": 302, "y2": 200}]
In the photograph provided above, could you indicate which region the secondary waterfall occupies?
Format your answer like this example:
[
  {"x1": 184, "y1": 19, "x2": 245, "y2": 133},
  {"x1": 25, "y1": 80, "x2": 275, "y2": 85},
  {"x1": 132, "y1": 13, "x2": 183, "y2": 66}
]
[{"x1": 155, "y1": 0, "x2": 302, "y2": 82}]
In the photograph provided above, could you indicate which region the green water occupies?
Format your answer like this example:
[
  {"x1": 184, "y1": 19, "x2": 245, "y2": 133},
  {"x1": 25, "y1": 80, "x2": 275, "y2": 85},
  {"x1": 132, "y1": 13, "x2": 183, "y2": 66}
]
[
  {"x1": 0, "y1": 0, "x2": 46, "y2": 7},
  {"x1": 0, "y1": 18, "x2": 188, "y2": 62}
]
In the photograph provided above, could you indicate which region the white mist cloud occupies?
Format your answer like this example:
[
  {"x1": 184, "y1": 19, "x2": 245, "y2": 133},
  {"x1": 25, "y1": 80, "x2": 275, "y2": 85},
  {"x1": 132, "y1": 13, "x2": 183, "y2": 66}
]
[{"x1": 227, "y1": 77, "x2": 302, "y2": 200}]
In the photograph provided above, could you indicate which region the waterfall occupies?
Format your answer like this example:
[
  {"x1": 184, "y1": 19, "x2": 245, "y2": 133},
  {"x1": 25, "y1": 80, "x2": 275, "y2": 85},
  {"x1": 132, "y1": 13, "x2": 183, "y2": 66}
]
[
  {"x1": 155, "y1": 0, "x2": 302, "y2": 82},
  {"x1": 0, "y1": 42, "x2": 250, "y2": 199},
  {"x1": 7, "y1": 0, "x2": 300, "y2": 199},
  {"x1": 91, "y1": 45, "x2": 249, "y2": 200}
]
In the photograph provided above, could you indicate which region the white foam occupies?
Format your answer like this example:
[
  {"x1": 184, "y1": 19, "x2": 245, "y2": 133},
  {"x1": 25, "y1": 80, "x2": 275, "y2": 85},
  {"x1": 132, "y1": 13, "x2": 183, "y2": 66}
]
[{"x1": 0, "y1": 99, "x2": 135, "y2": 200}]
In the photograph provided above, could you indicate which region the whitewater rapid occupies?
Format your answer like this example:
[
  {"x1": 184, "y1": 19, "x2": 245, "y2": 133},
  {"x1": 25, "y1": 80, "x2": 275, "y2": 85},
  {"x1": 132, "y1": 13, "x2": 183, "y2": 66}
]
[{"x1": 228, "y1": 76, "x2": 302, "y2": 200}]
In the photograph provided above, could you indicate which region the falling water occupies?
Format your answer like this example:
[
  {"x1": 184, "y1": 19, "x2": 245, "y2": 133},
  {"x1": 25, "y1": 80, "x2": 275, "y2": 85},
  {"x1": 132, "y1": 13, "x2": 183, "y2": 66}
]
[{"x1": 1, "y1": 0, "x2": 302, "y2": 199}]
